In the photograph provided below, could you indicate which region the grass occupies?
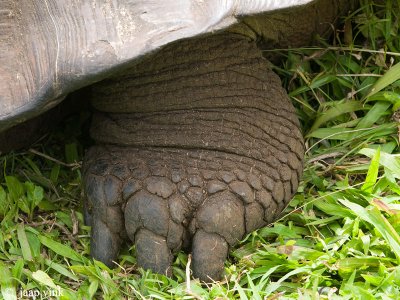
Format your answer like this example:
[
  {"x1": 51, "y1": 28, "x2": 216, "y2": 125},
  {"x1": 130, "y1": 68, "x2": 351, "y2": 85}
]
[{"x1": 1, "y1": 0, "x2": 400, "y2": 299}]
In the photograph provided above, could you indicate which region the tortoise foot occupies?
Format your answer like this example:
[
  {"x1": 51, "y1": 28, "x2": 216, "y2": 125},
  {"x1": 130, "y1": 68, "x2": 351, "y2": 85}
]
[
  {"x1": 82, "y1": 33, "x2": 303, "y2": 280},
  {"x1": 83, "y1": 144, "x2": 298, "y2": 280}
]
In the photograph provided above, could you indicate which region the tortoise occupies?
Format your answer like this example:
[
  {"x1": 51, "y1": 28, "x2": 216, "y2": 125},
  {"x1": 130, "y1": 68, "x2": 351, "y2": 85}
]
[{"x1": 0, "y1": 0, "x2": 358, "y2": 281}]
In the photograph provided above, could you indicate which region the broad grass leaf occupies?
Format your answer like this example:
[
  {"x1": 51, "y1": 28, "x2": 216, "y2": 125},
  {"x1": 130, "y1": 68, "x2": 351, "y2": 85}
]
[
  {"x1": 310, "y1": 74, "x2": 338, "y2": 89},
  {"x1": 338, "y1": 257, "x2": 384, "y2": 278},
  {"x1": 359, "y1": 148, "x2": 400, "y2": 179},
  {"x1": 347, "y1": 286, "x2": 377, "y2": 300},
  {"x1": 306, "y1": 215, "x2": 342, "y2": 226},
  {"x1": 276, "y1": 245, "x2": 325, "y2": 261},
  {"x1": 32, "y1": 270, "x2": 58, "y2": 289},
  {"x1": 338, "y1": 54, "x2": 363, "y2": 73},
  {"x1": 17, "y1": 224, "x2": 33, "y2": 261},
  {"x1": 94, "y1": 267, "x2": 122, "y2": 297},
  {"x1": 309, "y1": 123, "x2": 397, "y2": 141},
  {"x1": 233, "y1": 283, "x2": 248, "y2": 300},
  {"x1": 383, "y1": 168, "x2": 400, "y2": 195},
  {"x1": 50, "y1": 164, "x2": 61, "y2": 184},
  {"x1": 258, "y1": 223, "x2": 304, "y2": 239},
  {"x1": 17, "y1": 197, "x2": 30, "y2": 215},
  {"x1": 45, "y1": 259, "x2": 79, "y2": 281},
  {"x1": 26, "y1": 231, "x2": 41, "y2": 258},
  {"x1": 339, "y1": 199, "x2": 400, "y2": 260},
  {"x1": 22, "y1": 158, "x2": 42, "y2": 176},
  {"x1": 308, "y1": 100, "x2": 365, "y2": 134},
  {"x1": 362, "y1": 274, "x2": 383, "y2": 286},
  {"x1": 65, "y1": 143, "x2": 79, "y2": 164},
  {"x1": 25, "y1": 182, "x2": 44, "y2": 208},
  {"x1": 38, "y1": 235, "x2": 83, "y2": 262},
  {"x1": 88, "y1": 280, "x2": 99, "y2": 299},
  {"x1": 307, "y1": 127, "x2": 352, "y2": 140},
  {"x1": 11, "y1": 259, "x2": 24, "y2": 283},
  {"x1": 184, "y1": 281, "x2": 208, "y2": 299},
  {"x1": 355, "y1": 102, "x2": 391, "y2": 130},
  {"x1": 55, "y1": 211, "x2": 73, "y2": 229},
  {"x1": 246, "y1": 273, "x2": 263, "y2": 300},
  {"x1": 0, "y1": 262, "x2": 17, "y2": 300},
  {"x1": 250, "y1": 265, "x2": 280, "y2": 283},
  {"x1": 313, "y1": 199, "x2": 354, "y2": 218},
  {"x1": 0, "y1": 186, "x2": 8, "y2": 218},
  {"x1": 5, "y1": 176, "x2": 24, "y2": 202},
  {"x1": 289, "y1": 74, "x2": 337, "y2": 97},
  {"x1": 383, "y1": 91, "x2": 400, "y2": 110},
  {"x1": 71, "y1": 263, "x2": 119, "y2": 295},
  {"x1": 93, "y1": 259, "x2": 112, "y2": 272},
  {"x1": 366, "y1": 61, "x2": 400, "y2": 98},
  {"x1": 264, "y1": 266, "x2": 311, "y2": 296},
  {"x1": 362, "y1": 146, "x2": 380, "y2": 193},
  {"x1": 70, "y1": 265, "x2": 95, "y2": 277}
]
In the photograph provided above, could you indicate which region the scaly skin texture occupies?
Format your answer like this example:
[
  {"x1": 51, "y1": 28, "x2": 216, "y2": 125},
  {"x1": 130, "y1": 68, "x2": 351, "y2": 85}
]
[
  {"x1": 83, "y1": 33, "x2": 304, "y2": 281},
  {"x1": 229, "y1": 0, "x2": 357, "y2": 55}
]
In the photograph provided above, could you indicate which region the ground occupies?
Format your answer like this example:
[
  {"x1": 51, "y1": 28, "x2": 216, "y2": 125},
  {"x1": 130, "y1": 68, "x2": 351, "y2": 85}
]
[{"x1": 0, "y1": 0, "x2": 400, "y2": 299}]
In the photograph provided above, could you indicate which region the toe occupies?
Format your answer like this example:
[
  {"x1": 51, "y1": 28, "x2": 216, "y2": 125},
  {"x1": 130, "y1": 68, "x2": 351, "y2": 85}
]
[
  {"x1": 135, "y1": 229, "x2": 172, "y2": 276},
  {"x1": 90, "y1": 217, "x2": 122, "y2": 267},
  {"x1": 192, "y1": 229, "x2": 228, "y2": 281}
]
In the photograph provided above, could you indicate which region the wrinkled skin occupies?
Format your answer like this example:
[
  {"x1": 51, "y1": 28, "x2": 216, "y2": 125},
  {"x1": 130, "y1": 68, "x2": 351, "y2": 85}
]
[{"x1": 83, "y1": 33, "x2": 304, "y2": 281}]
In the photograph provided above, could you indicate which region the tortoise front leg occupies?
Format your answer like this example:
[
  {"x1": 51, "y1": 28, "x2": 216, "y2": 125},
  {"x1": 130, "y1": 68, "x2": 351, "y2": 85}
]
[{"x1": 84, "y1": 33, "x2": 304, "y2": 280}]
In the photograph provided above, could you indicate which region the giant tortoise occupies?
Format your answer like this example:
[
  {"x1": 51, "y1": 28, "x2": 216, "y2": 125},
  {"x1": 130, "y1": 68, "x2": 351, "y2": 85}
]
[{"x1": 0, "y1": 0, "x2": 357, "y2": 281}]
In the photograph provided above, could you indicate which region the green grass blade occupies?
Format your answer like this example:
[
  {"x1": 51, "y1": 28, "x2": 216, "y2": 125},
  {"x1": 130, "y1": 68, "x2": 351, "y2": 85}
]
[
  {"x1": 313, "y1": 199, "x2": 354, "y2": 218},
  {"x1": 355, "y1": 101, "x2": 391, "y2": 130},
  {"x1": 11, "y1": 259, "x2": 24, "y2": 283},
  {"x1": 264, "y1": 266, "x2": 311, "y2": 296},
  {"x1": 246, "y1": 274, "x2": 262, "y2": 300},
  {"x1": 65, "y1": 143, "x2": 79, "y2": 164},
  {"x1": 289, "y1": 74, "x2": 337, "y2": 97},
  {"x1": 38, "y1": 235, "x2": 83, "y2": 262},
  {"x1": 362, "y1": 147, "x2": 381, "y2": 193},
  {"x1": 359, "y1": 148, "x2": 400, "y2": 179},
  {"x1": 307, "y1": 127, "x2": 353, "y2": 140},
  {"x1": 0, "y1": 262, "x2": 17, "y2": 300},
  {"x1": 5, "y1": 176, "x2": 24, "y2": 202},
  {"x1": 367, "y1": 61, "x2": 400, "y2": 98},
  {"x1": 338, "y1": 257, "x2": 382, "y2": 273},
  {"x1": 32, "y1": 270, "x2": 58, "y2": 289},
  {"x1": 17, "y1": 224, "x2": 33, "y2": 261},
  {"x1": 308, "y1": 100, "x2": 365, "y2": 134},
  {"x1": 44, "y1": 259, "x2": 79, "y2": 281},
  {"x1": 339, "y1": 199, "x2": 400, "y2": 260},
  {"x1": 307, "y1": 123, "x2": 397, "y2": 141}
]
